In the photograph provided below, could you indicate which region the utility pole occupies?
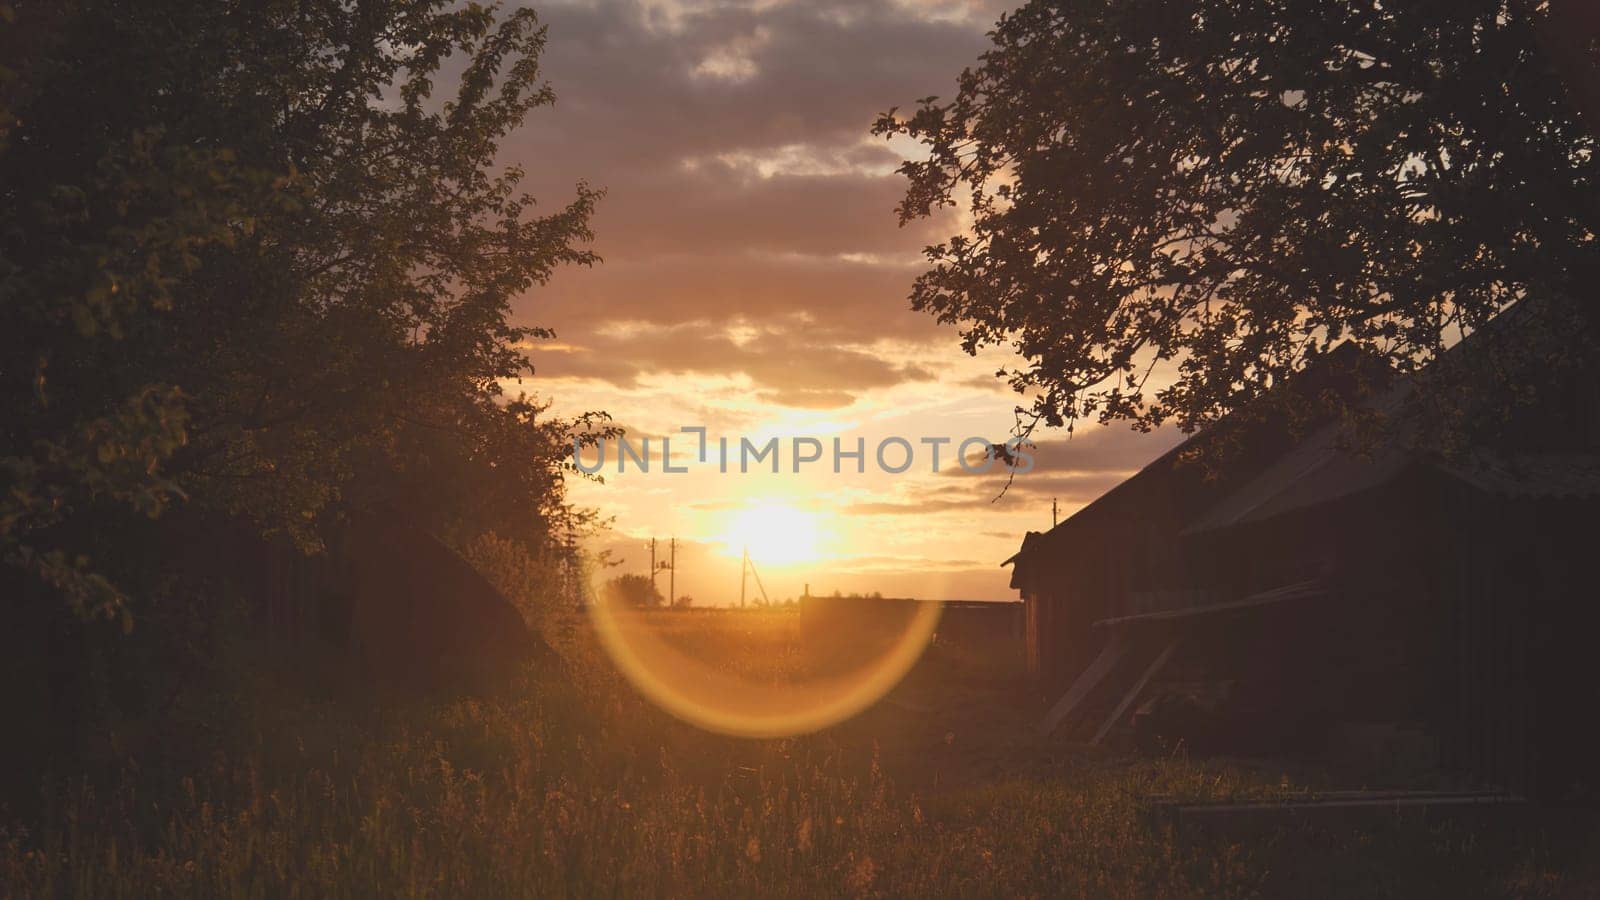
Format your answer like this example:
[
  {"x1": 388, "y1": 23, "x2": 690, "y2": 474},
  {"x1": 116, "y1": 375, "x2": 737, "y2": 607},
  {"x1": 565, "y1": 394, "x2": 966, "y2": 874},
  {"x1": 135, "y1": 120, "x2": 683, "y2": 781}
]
[
  {"x1": 746, "y1": 555, "x2": 770, "y2": 606},
  {"x1": 1052, "y1": 497, "x2": 1058, "y2": 527},
  {"x1": 649, "y1": 537, "x2": 658, "y2": 599},
  {"x1": 740, "y1": 546, "x2": 748, "y2": 609},
  {"x1": 669, "y1": 537, "x2": 676, "y2": 607}
]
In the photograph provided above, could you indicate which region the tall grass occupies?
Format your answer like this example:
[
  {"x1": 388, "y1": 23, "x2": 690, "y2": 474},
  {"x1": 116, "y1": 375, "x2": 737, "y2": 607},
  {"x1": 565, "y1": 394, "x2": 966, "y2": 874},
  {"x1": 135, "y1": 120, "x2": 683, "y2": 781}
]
[{"x1": 0, "y1": 603, "x2": 1589, "y2": 898}]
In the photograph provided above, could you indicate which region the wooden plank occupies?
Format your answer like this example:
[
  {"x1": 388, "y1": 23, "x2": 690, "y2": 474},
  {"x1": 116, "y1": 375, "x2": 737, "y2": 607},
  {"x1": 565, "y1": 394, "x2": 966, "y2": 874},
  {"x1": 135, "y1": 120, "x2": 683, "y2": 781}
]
[
  {"x1": 1151, "y1": 791, "x2": 1526, "y2": 834},
  {"x1": 1091, "y1": 637, "x2": 1182, "y2": 745},
  {"x1": 1037, "y1": 634, "x2": 1128, "y2": 736},
  {"x1": 1093, "y1": 580, "x2": 1323, "y2": 629}
]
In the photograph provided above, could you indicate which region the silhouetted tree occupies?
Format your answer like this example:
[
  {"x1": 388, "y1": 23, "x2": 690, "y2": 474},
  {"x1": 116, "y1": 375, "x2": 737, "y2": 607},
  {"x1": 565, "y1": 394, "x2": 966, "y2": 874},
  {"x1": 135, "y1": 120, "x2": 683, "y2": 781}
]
[
  {"x1": 604, "y1": 574, "x2": 665, "y2": 609},
  {"x1": 877, "y1": 0, "x2": 1599, "y2": 444},
  {"x1": 0, "y1": 0, "x2": 612, "y2": 622}
]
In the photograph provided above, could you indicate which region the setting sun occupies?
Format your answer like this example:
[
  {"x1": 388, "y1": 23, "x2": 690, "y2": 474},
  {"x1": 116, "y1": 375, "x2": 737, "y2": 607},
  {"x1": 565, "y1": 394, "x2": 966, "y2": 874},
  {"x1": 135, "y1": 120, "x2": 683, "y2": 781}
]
[{"x1": 720, "y1": 503, "x2": 821, "y2": 566}]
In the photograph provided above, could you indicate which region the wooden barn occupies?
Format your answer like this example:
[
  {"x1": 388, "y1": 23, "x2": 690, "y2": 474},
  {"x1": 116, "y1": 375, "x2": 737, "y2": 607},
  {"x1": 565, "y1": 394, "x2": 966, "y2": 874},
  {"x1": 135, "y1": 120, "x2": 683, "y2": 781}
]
[{"x1": 1007, "y1": 316, "x2": 1600, "y2": 799}]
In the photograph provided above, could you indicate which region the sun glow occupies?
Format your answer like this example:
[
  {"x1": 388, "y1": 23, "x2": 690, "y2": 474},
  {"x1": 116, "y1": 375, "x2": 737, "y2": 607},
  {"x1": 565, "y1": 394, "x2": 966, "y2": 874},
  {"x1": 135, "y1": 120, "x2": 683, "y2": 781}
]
[{"x1": 719, "y1": 502, "x2": 821, "y2": 565}]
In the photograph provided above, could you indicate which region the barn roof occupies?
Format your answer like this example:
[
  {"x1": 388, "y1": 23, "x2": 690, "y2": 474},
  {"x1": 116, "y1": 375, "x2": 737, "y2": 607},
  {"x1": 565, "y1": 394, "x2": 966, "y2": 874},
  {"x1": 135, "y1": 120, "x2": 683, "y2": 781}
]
[
  {"x1": 1438, "y1": 452, "x2": 1600, "y2": 499},
  {"x1": 1003, "y1": 343, "x2": 1392, "y2": 574},
  {"x1": 1009, "y1": 297, "x2": 1599, "y2": 560},
  {"x1": 1182, "y1": 440, "x2": 1600, "y2": 536},
  {"x1": 1179, "y1": 422, "x2": 1412, "y2": 535}
]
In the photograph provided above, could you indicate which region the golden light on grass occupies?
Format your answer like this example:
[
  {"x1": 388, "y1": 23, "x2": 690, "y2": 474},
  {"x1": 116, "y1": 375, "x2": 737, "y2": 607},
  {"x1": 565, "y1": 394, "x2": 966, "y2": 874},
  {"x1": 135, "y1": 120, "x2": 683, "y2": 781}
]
[
  {"x1": 585, "y1": 588, "x2": 941, "y2": 739},
  {"x1": 717, "y1": 502, "x2": 821, "y2": 565}
]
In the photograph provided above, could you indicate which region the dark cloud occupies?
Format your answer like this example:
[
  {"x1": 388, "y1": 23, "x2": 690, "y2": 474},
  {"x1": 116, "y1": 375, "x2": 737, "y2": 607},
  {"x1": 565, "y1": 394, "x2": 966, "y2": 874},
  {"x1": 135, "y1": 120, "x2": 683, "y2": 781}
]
[
  {"x1": 841, "y1": 469, "x2": 1132, "y2": 517},
  {"x1": 514, "y1": 0, "x2": 994, "y2": 180},
  {"x1": 994, "y1": 471, "x2": 1142, "y2": 504},
  {"x1": 755, "y1": 387, "x2": 859, "y2": 409},
  {"x1": 583, "y1": 165, "x2": 957, "y2": 259},
  {"x1": 844, "y1": 494, "x2": 999, "y2": 516},
  {"x1": 954, "y1": 373, "x2": 1018, "y2": 394},
  {"x1": 532, "y1": 252, "x2": 946, "y2": 342},
  {"x1": 833, "y1": 425, "x2": 1183, "y2": 518},
  {"x1": 940, "y1": 427, "x2": 1185, "y2": 482},
  {"x1": 504, "y1": 0, "x2": 1000, "y2": 373},
  {"x1": 533, "y1": 320, "x2": 937, "y2": 405},
  {"x1": 825, "y1": 553, "x2": 989, "y2": 573},
  {"x1": 1014, "y1": 429, "x2": 1184, "y2": 478}
]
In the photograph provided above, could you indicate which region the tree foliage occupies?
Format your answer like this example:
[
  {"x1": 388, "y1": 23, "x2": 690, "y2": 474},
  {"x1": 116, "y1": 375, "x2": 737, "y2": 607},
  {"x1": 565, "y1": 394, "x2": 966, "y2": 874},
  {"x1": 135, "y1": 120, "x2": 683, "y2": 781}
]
[
  {"x1": 876, "y1": 0, "x2": 1600, "y2": 441},
  {"x1": 0, "y1": 0, "x2": 612, "y2": 623},
  {"x1": 604, "y1": 573, "x2": 665, "y2": 609}
]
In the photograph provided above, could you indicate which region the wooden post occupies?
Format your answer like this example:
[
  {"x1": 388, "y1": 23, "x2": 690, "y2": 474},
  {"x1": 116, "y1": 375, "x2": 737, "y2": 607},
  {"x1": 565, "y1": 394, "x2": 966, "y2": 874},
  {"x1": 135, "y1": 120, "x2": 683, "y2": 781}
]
[
  {"x1": 1092, "y1": 637, "x2": 1182, "y2": 745},
  {"x1": 1039, "y1": 633, "x2": 1128, "y2": 736}
]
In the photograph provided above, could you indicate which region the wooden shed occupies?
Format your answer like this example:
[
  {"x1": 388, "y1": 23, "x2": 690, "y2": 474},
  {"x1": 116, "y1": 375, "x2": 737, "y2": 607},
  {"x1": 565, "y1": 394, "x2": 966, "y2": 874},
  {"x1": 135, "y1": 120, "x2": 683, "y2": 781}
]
[{"x1": 1008, "y1": 318, "x2": 1600, "y2": 799}]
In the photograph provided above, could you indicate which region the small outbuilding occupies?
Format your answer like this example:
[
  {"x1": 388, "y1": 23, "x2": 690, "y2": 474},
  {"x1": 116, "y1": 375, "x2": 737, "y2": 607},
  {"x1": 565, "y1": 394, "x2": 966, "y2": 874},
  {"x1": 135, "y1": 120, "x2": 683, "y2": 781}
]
[{"x1": 1007, "y1": 310, "x2": 1600, "y2": 799}]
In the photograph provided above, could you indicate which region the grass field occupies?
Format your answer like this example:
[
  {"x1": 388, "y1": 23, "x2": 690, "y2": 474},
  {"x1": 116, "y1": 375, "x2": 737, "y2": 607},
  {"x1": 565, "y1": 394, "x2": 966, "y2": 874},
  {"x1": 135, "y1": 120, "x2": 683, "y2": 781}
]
[{"x1": 2, "y1": 605, "x2": 1596, "y2": 898}]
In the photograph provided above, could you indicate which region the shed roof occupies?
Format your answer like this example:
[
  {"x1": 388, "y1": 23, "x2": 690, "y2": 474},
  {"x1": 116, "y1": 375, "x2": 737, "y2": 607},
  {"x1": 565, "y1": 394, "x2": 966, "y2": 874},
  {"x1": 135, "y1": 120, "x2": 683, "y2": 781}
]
[
  {"x1": 1006, "y1": 297, "x2": 1599, "y2": 565},
  {"x1": 1437, "y1": 452, "x2": 1600, "y2": 499},
  {"x1": 1181, "y1": 442, "x2": 1600, "y2": 536},
  {"x1": 1178, "y1": 423, "x2": 1413, "y2": 535},
  {"x1": 1002, "y1": 344, "x2": 1394, "y2": 573}
]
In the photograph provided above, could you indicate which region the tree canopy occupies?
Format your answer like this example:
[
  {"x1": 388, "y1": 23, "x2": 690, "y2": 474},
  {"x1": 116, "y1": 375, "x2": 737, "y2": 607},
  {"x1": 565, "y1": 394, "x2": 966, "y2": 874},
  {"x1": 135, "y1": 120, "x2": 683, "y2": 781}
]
[
  {"x1": 0, "y1": 0, "x2": 611, "y2": 623},
  {"x1": 877, "y1": 0, "x2": 1600, "y2": 442},
  {"x1": 604, "y1": 573, "x2": 665, "y2": 609}
]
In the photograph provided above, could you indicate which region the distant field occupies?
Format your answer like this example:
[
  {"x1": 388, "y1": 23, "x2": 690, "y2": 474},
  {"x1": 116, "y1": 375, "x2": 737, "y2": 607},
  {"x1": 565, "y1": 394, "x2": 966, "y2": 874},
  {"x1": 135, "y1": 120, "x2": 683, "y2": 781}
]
[{"x1": 3, "y1": 605, "x2": 1596, "y2": 898}]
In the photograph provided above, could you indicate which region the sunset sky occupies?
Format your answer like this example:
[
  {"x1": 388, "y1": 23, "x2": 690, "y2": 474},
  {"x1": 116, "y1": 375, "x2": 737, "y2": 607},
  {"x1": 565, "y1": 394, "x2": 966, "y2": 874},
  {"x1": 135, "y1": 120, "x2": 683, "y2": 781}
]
[{"x1": 506, "y1": 0, "x2": 1179, "y2": 603}]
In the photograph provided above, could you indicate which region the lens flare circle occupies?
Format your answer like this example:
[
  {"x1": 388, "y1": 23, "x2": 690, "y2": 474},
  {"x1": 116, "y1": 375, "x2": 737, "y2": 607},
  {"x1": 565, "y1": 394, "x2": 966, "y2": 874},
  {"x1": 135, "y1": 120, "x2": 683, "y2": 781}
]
[{"x1": 586, "y1": 595, "x2": 942, "y2": 739}]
